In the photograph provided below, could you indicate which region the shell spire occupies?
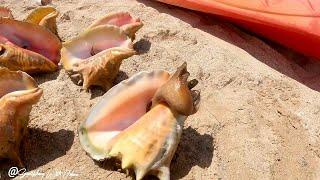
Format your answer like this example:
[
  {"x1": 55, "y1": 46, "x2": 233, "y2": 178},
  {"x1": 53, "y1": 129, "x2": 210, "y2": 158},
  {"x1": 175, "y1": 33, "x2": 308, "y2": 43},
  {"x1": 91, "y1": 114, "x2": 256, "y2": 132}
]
[{"x1": 152, "y1": 62, "x2": 200, "y2": 115}]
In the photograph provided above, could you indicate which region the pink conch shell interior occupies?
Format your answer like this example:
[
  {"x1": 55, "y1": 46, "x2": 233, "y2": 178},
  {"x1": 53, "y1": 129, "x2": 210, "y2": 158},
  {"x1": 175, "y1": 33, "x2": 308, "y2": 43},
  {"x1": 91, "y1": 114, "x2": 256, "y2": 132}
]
[
  {"x1": 88, "y1": 12, "x2": 141, "y2": 30},
  {"x1": 61, "y1": 25, "x2": 133, "y2": 70},
  {"x1": 0, "y1": 18, "x2": 61, "y2": 64},
  {"x1": 81, "y1": 70, "x2": 170, "y2": 152}
]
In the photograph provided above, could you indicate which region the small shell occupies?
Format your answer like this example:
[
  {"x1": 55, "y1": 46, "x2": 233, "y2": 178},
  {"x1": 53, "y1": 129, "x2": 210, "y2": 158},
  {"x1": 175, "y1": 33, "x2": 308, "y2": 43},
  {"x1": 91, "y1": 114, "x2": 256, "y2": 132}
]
[
  {"x1": 25, "y1": 7, "x2": 60, "y2": 39},
  {"x1": 79, "y1": 63, "x2": 200, "y2": 179},
  {"x1": 0, "y1": 7, "x2": 13, "y2": 19},
  {"x1": 35, "y1": 0, "x2": 52, "y2": 6},
  {"x1": 0, "y1": 18, "x2": 61, "y2": 70},
  {"x1": 0, "y1": 67, "x2": 43, "y2": 166},
  {"x1": 87, "y1": 12, "x2": 143, "y2": 40},
  {"x1": 61, "y1": 25, "x2": 135, "y2": 90}
]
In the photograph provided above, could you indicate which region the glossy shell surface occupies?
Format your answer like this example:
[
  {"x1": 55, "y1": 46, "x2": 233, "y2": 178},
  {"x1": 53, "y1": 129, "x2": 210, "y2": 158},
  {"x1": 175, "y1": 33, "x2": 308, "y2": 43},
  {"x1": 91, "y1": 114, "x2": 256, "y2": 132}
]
[{"x1": 0, "y1": 18, "x2": 61, "y2": 64}]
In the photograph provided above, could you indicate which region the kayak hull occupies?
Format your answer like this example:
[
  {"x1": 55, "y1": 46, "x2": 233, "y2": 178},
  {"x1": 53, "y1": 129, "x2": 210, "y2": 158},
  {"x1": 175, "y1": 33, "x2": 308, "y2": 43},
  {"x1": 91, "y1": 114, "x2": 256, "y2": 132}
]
[{"x1": 157, "y1": 0, "x2": 320, "y2": 59}]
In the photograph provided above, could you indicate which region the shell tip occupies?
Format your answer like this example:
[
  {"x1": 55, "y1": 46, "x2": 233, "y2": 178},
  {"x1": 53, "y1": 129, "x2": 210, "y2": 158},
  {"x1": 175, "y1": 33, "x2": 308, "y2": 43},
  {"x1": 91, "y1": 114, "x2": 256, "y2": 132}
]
[{"x1": 152, "y1": 61, "x2": 200, "y2": 115}]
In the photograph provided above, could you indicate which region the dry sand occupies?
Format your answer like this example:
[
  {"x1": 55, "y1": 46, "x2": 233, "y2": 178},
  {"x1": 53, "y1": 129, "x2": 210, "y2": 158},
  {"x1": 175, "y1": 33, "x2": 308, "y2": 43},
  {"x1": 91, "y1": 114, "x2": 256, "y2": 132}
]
[{"x1": 1, "y1": 0, "x2": 320, "y2": 179}]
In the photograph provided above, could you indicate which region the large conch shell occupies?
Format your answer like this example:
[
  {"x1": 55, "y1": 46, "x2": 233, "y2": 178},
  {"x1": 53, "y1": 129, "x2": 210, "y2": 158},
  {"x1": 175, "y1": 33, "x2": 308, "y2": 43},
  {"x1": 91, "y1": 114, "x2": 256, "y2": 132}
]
[
  {"x1": 0, "y1": 67, "x2": 42, "y2": 166},
  {"x1": 0, "y1": 18, "x2": 61, "y2": 73},
  {"x1": 0, "y1": 7, "x2": 13, "y2": 19},
  {"x1": 79, "y1": 63, "x2": 200, "y2": 180},
  {"x1": 61, "y1": 25, "x2": 136, "y2": 90},
  {"x1": 87, "y1": 12, "x2": 143, "y2": 40},
  {"x1": 25, "y1": 7, "x2": 59, "y2": 38}
]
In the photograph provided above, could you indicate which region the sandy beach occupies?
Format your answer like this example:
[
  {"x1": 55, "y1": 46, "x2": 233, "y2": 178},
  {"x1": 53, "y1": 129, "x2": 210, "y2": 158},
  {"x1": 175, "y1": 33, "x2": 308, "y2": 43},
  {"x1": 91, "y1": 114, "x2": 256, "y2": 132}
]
[{"x1": 1, "y1": 0, "x2": 320, "y2": 179}]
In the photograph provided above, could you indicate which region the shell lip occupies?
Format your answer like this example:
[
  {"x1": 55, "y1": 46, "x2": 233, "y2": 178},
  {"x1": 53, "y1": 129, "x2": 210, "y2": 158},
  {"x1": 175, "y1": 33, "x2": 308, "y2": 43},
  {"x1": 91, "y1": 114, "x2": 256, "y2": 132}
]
[
  {"x1": 79, "y1": 126, "x2": 107, "y2": 161},
  {"x1": 25, "y1": 6, "x2": 59, "y2": 23},
  {"x1": 60, "y1": 46, "x2": 75, "y2": 71},
  {"x1": 0, "y1": 67, "x2": 42, "y2": 100},
  {"x1": 2, "y1": 87, "x2": 42, "y2": 100},
  {"x1": 39, "y1": 10, "x2": 59, "y2": 25}
]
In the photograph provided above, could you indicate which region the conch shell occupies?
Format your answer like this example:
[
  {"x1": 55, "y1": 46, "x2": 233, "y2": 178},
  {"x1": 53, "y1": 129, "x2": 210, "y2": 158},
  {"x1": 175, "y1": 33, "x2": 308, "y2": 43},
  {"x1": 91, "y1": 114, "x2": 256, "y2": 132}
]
[
  {"x1": 0, "y1": 7, "x2": 13, "y2": 19},
  {"x1": 0, "y1": 67, "x2": 42, "y2": 166},
  {"x1": 79, "y1": 63, "x2": 200, "y2": 180},
  {"x1": 61, "y1": 25, "x2": 136, "y2": 90},
  {"x1": 0, "y1": 18, "x2": 61, "y2": 73},
  {"x1": 87, "y1": 12, "x2": 143, "y2": 40},
  {"x1": 25, "y1": 7, "x2": 59, "y2": 38}
]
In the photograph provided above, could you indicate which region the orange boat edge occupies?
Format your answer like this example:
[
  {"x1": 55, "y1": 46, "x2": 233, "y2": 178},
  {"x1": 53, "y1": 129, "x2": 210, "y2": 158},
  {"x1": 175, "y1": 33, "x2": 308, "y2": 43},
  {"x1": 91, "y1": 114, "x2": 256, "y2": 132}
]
[{"x1": 157, "y1": 0, "x2": 320, "y2": 59}]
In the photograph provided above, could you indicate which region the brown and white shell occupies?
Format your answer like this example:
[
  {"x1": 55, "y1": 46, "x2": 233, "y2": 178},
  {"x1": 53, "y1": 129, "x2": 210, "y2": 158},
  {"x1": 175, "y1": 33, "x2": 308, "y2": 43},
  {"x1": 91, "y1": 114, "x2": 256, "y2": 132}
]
[
  {"x1": 61, "y1": 25, "x2": 136, "y2": 90},
  {"x1": 79, "y1": 63, "x2": 200, "y2": 180},
  {"x1": 0, "y1": 67, "x2": 42, "y2": 166},
  {"x1": 61, "y1": 12, "x2": 142, "y2": 90}
]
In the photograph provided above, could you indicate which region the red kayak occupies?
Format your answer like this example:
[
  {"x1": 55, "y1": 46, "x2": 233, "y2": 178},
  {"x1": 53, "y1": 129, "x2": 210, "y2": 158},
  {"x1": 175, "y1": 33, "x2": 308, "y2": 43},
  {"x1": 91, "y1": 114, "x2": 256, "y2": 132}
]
[{"x1": 157, "y1": 0, "x2": 320, "y2": 59}]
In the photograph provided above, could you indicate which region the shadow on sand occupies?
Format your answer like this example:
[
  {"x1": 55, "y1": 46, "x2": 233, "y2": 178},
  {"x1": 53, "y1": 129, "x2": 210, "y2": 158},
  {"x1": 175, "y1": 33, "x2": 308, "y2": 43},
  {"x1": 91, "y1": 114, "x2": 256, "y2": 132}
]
[
  {"x1": 23, "y1": 128, "x2": 74, "y2": 171},
  {"x1": 95, "y1": 126, "x2": 214, "y2": 180},
  {"x1": 33, "y1": 68, "x2": 61, "y2": 85},
  {"x1": 0, "y1": 128, "x2": 74, "y2": 179}
]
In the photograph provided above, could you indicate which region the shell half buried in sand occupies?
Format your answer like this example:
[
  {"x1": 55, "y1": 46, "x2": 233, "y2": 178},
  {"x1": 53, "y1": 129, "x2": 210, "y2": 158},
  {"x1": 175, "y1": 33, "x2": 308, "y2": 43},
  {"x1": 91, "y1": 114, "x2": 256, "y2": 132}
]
[
  {"x1": 0, "y1": 18, "x2": 61, "y2": 73},
  {"x1": 0, "y1": 67, "x2": 42, "y2": 166},
  {"x1": 79, "y1": 63, "x2": 200, "y2": 180},
  {"x1": 61, "y1": 25, "x2": 136, "y2": 90}
]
